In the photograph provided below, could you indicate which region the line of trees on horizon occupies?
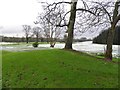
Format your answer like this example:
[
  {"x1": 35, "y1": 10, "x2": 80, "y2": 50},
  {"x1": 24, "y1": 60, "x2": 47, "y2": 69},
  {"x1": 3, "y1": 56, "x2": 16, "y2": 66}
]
[{"x1": 1, "y1": 36, "x2": 92, "y2": 43}]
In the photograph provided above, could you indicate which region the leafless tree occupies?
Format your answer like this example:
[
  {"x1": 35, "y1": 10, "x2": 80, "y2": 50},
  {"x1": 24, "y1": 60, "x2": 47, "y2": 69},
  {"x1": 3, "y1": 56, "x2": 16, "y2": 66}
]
[
  {"x1": 40, "y1": 0, "x2": 97, "y2": 49},
  {"x1": 104, "y1": 1, "x2": 120, "y2": 60},
  {"x1": 32, "y1": 26, "x2": 42, "y2": 43},
  {"x1": 88, "y1": 0, "x2": 120, "y2": 60},
  {"x1": 22, "y1": 25, "x2": 31, "y2": 43},
  {"x1": 35, "y1": 5, "x2": 66, "y2": 47},
  {"x1": 68, "y1": 0, "x2": 120, "y2": 60}
]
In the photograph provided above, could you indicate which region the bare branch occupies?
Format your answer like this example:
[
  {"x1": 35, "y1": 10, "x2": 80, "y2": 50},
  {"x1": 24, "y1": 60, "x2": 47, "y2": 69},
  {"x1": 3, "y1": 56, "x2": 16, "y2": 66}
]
[
  {"x1": 76, "y1": 8, "x2": 96, "y2": 16},
  {"x1": 46, "y1": 2, "x2": 71, "y2": 7},
  {"x1": 91, "y1": 1, "x2": 112, "y2": 22},
  {"x1": 81, "y1": 0, "x2": 89, "y2": 10}
]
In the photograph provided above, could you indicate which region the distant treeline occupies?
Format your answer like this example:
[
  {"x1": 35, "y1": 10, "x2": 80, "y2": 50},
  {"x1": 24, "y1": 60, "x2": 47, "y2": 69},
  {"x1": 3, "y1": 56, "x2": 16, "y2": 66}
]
[
  {"x1": 93, "y1": 26, "x2": 120, "y2": 45},
  {"x1": 1, "y1": 36, "x2": 92, "y2": 43},
  {"x1": 2, "y1": 36, "x2": 45, "y2": 42}
]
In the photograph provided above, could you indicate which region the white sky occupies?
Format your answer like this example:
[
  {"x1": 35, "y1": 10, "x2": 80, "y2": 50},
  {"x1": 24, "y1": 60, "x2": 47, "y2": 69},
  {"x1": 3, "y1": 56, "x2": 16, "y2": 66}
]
[{"x1": 0, "y1": 0, "x2": 42, "y2": 26}]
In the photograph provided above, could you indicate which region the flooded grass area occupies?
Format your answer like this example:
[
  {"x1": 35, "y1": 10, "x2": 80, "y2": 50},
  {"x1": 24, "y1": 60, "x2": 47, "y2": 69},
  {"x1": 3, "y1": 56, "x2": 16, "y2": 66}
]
[{"x1": 1, "y1": 41, "x2": 119, "y2": 58}]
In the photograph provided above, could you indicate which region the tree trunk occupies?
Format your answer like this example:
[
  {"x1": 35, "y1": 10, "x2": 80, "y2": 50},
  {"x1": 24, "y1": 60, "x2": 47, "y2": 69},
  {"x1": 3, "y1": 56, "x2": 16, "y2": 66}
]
[
  {"x1": 105, "y1": 26, "x2": 115, "y2": 60},
  {"x1": 46, "y1": 37, "x2": 49, "y2": 43},
  {"x1": 64, "y1": 0, "x2": 77, "y2": 49},
  {"x1": 26, "y1": 37, "x2": 29, "y2": 43},
  {"x1": 50, "y1": 42, "x2": 56, "y2": 48},
  {"x1": 36, "y1": 34, "x2": 39, "y2": 43},
  {"x1": 50, "y1": 38, "x2": 56, "y2": 48},
  {"x1": 105, "y1": 1, "x2": 120, "y2": 60}
]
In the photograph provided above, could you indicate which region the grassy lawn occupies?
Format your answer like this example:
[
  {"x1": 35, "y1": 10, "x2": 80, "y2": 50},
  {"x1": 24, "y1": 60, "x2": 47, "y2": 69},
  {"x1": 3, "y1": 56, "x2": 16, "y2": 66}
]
[
  {"x1": 2, "y1": 49, "x2": 118, "y2": 88},
  {"x1": 0, "y1": 50, "x2": 2, "y2": 89}
]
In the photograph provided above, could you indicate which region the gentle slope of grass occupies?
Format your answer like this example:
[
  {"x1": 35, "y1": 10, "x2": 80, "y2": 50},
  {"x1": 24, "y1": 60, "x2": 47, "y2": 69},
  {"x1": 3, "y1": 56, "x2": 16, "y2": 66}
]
[
  {"x1": 2, "y1": 49, "x2": 118, "y2": 88},
  {"x1": 0, "y1": 50, "x2": 2, "y2": 89}
]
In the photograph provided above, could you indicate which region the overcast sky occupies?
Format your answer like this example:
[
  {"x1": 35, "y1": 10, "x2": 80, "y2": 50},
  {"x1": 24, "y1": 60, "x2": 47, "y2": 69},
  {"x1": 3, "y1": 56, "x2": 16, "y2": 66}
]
[
  {"x1": 0, "y1": 0, "x2": 42, "y2": 37},
  {"x1": 0, "y1": 0, "x2": 118, "y2": 39}
]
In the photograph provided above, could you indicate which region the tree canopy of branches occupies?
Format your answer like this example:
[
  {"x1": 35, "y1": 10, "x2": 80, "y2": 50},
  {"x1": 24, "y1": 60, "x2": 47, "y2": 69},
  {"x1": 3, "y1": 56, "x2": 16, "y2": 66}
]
[
  {"x1": 77, "y1": 0, "x2": 120, "y2": 60},
  {"x1": 35, "y1": 5, "x2": 66, "y2": 47}
]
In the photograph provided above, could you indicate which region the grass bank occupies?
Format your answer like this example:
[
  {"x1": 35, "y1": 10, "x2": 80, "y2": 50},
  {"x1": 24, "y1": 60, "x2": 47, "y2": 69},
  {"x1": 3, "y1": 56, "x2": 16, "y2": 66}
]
[
  {"x1": 0, "y1": 50, "x2": 2, "y2": 89},
  {"x1": 2, "y1": 49, "x2": 118, "y2": 88}
]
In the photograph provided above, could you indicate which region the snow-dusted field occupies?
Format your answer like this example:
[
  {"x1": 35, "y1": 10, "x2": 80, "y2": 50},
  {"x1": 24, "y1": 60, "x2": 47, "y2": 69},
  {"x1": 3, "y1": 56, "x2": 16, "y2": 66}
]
[
  {"x1": 73, "y1": 41, "x2": 119, "y2": 57},
  {"x1": 39, "y1": 41, "x2": 119, "y2": 57},
  {"x1": 0, "y1": 41, "x2": 119, "y2": 57}
]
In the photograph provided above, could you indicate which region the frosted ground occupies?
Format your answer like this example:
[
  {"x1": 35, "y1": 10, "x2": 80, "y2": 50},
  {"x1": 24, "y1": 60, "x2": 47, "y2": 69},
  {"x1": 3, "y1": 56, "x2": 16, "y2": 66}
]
[{"x1": 0, "y1": 41, "x2": 119, "y2": 57}]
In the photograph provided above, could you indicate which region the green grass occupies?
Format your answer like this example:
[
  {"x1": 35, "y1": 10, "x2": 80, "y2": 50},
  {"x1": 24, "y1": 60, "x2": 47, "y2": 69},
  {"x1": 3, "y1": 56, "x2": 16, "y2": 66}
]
[
  {"x1": 2, "y1": 49, "x2": 118, "y2": 88},
  {"x1": 89, "y1": 53, "x2": 119, "y2": 62},
  {"x1": 0, "y1": 50, "x2": 2, "y2": 89}
]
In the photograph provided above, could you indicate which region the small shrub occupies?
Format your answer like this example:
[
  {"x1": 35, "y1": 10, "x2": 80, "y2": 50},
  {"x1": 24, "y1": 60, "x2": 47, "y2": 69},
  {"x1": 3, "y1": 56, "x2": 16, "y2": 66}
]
[
  {"x1": 97, "y1": 53, "x2": 105, "y2": 57},
  {"x1": 32, "y1": 42, "x2": 39, "y2": 48}
]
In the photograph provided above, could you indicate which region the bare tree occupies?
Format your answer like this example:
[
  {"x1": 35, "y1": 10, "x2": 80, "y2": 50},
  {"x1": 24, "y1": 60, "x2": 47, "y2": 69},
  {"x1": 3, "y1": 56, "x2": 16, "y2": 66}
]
[
  {"x1": 35, "y1": 14, "x2": 50, "y2": 43},
  {"x1": 75, "y1": 0, "x2": 120, "y2": 60},
  {"x1": 105, "y1": 1, "x2": 120, "y2": 60},
  {"x1": 88, "y1": 0, "x2": 120, "y2": 60},
  {"x1": 22, "y1": 25, "x2": 31, "y2": 43},
  {"x1": 40, "y1": 0, "x2": 97, "y2": 49},
  {"x1": 35, "y1": 5, "x2": 66, "y2": 47},
  {"x1": 32, "y1": 26, "x2": 42, "y2": 43}
]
